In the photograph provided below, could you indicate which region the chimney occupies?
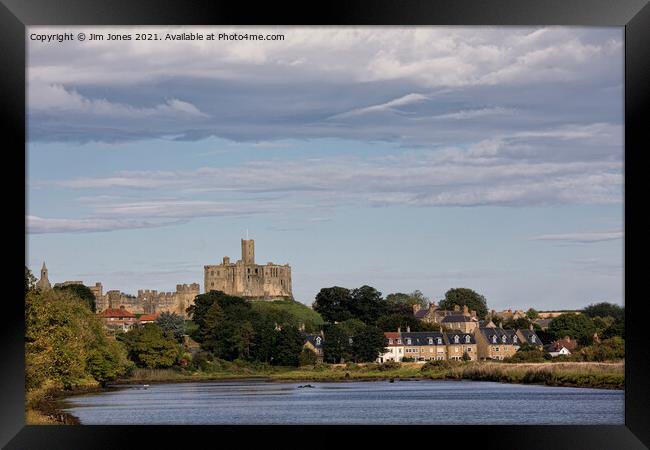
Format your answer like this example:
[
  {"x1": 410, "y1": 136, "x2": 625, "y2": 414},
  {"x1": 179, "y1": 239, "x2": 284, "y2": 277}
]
[
  {"x1": 397, "y1": 326, "x2": 401, "y2": 333},
  {"x1": 529, "y1": 323, "x2": 533, "y2": 331},
  {"x1": 406, "y1": 326, "x2": 411, "y2": 333},
  {"x1": 463, "y1": 305, "x2": 469, "y2": 315},
  {"x1": 454, "y1": 305, "x2": 460, "y2": 312}
]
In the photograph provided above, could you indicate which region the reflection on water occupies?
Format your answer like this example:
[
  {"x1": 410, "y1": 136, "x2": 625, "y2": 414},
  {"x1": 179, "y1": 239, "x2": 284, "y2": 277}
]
[{"x1": 64, "y1": 379, "x2": 624, "y2": 425}]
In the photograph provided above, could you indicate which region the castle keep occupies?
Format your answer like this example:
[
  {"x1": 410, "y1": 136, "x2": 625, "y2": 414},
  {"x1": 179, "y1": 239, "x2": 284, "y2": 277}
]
[{"x1": 204, "y1": 239, "x2": 292, "y2": 300}]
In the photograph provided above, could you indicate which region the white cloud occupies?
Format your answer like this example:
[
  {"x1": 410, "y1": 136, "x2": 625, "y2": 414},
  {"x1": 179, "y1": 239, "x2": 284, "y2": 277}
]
[
  {"x1": 26, "y1": 215, "x2": 186, "y2": 234},
  {"x1": 328, "y1": 93, "x2": 429, "y2": 119}
]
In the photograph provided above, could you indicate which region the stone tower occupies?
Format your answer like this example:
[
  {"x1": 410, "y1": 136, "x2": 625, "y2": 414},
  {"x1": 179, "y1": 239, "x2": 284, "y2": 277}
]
[
  {"x1": 36, "y1": 261, "x2": 51, "y2": 290},
  {"x1": 241, "y1": 239, "x2": 255, "y2": 265}
]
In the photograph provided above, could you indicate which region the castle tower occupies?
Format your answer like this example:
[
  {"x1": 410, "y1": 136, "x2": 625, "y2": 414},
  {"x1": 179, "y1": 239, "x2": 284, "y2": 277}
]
[
  {"x1": 36, "y1": 261, "x2": 51, "y2": 290},
  {"x1": 241, "y1": 239, "x2": 255, "y2": 265}
]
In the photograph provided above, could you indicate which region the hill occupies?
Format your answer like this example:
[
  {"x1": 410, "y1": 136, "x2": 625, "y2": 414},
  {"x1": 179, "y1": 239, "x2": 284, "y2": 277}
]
[{"x1": 251, "y1": 299, "x2": 324, "y2": 332}]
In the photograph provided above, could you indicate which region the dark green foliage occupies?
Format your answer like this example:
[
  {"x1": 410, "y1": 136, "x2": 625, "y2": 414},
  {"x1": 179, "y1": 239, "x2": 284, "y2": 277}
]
[
  {"x1": 385, "y1": 290, "x2": 428, "y2": 309},
  {"x1": 439, "y1": 288, "x2": 488, "y2": 319},
  {"x1": 312, "y1": 287, "x2": 353, "y2": 323},
  {"x1": 191, "y1": 351, "x2": 215, "y2": 371},
  {"x1": 299, "y1": 348, "x2": 318, "y2": 366},
  {"x1": 462, "y1": 351, "x2": 471, "y2": 361},
  {"x1": 502, "y1": 317, "x2": 533, "y2": 330},
  {"x1": 155, "y1": 312, "x2": 185, "y2": 343},
  {"x1": 402, "y1": 357, "x2": 415, "y2": 362},
  {"x1": 548, "y1": 313, "x2": 597, "y2": 345},
  {"x1": 54, "y1": 283, "x2": 97, "y2": 312},
  {"x1": 119, "y1": 323, "x2": 179, "y2": 369},
  {"x1": 348, "y1": 286, "x2": 387, "y2": 325},
  {"x1": 25, "y1": 266, "x2": 37, "y2": 293},
  {"x1": 271, "y1": 325, "x2": 305, "y2": 366},
  {"x1": 504, "y1": 343, "x2": 546, "y2": 363},
  {"x1": 251, "y1": 300, "x2": 324, "y2": 332},
  {"x1": 583, "y1": 302, "x2": 624, "y2": 321},
  {"x1": 571, "y1": 337, "x2": 625, "y2": 362},
  {"x1": 349, "y1": 325, "x2": 387, "y2": 362},
  {"x1": 322, "y1": 323, "x2": 350, "y2": 363}
]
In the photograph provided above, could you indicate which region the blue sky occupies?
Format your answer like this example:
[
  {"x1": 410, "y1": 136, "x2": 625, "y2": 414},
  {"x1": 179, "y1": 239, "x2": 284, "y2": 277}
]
[{"x1": 26, "y1": 26, "x2": 624, "y2": 310}]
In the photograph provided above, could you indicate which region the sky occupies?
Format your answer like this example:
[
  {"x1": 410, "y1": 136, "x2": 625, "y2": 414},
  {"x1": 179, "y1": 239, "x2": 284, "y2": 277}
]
[{"x1": 26, "y1": 26, "x2": 624, "y2": 310}]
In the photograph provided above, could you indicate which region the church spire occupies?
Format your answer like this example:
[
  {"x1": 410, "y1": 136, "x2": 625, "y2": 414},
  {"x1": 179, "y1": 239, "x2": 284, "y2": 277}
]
[{"x1": 37, "y1": 261, "x2": 51, "y2": 290}]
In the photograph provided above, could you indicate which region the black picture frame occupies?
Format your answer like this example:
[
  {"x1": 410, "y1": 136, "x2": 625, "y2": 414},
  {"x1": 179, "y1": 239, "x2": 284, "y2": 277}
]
[{"x1": 2, "y1": 0, "x2": 648, "y2": 448}]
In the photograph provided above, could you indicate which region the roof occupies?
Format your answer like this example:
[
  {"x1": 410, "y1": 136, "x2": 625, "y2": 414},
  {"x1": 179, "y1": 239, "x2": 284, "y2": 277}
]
[
  {"x1": 444, "y1": 331, "x2": 476, "y2": 344},
  {"x1": 441, "y1": 315, "x2": 474, "y2": 323},
  {"x1": 401, "y1": 332, "x2": 445, "y2": 346},
  {"x1": 302, "y1": 333, "x2": 323, "y2": 348},
  {"x1": 479, "y1": 327, "x2": 517, "y2": 345},
  {"x1": 99, "y1": 308, "x2": 135, "y2": 318},
  {"x1": 519, "y1": 329, "x2": 542, "y2": 345},
  {"x1": 414, "y1": 309, "x2": 429, "y2": 318},
  {"x1": 138, "y1": 314, "x2": 157, "y2": 321},
  {"x1": 384, "y1": 332, "x2": 400, "y2": 340}
]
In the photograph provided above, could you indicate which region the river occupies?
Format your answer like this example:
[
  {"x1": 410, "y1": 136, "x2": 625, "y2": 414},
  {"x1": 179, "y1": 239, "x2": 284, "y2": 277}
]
[{"x1": 63, "y1": 379, "x2": 624, "y2": 425}]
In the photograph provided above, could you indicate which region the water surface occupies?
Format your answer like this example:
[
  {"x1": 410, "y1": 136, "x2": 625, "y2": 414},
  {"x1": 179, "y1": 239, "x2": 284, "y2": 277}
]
[{"x1": 64, "y1": 380, "x2": 624, "y2": 425}]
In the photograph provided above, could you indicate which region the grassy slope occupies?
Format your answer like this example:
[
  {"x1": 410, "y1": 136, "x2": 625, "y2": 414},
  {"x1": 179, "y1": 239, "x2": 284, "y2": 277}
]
[{"x1": 250, "y1": 299, "x2": 324, "y2": 329}]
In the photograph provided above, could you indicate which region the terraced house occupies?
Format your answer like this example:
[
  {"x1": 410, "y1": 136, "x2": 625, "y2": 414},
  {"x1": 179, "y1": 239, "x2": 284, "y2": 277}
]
[
  {"x1": 444, "y1": 331, "x2": 477, "y2": 361},
  {"x1": 475, "y1": 326, "x2": 519, "y2": 360}
]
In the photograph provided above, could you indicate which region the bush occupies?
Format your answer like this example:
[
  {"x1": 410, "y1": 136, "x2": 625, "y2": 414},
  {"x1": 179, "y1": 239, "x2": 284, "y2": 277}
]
[
  {"x1": 378, "y1": 361, "x2": 401, "y2": 371},
  {"x1": 401, "y1": 357, "x2": 415, "y2": 363},
  {"x1": 299, "y1": 348, "x2": 318, "y2": 366},
  {"x1": 421, "y1": 360, "x2": 452, "y2": 371},
  {"x1": 191, "y1": 351, "x2": 214, "y2": 371}
]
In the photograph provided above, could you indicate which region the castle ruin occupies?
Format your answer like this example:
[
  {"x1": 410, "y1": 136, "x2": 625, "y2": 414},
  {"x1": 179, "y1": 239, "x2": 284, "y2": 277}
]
[{"x1": 204, "y1": 239, "x2": 292, "y2": 300}]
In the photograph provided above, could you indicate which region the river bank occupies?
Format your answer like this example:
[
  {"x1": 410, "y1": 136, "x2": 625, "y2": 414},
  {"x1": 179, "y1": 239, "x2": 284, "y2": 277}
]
[
  {"x1": 29, "y1": 360, "x2": 623, "y2": 424},
  {"x1": 117, "y1": 361, "x2": 625, "y2": 389}
]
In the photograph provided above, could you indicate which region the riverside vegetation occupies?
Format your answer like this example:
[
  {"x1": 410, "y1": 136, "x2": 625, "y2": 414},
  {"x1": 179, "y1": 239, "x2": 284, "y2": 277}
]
[{"x1": 24, "y1": 268, "x2": 625, "y2": 424}]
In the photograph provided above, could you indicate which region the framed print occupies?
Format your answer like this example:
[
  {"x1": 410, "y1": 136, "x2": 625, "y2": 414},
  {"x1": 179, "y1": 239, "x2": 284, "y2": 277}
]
[{"x1": 2, "y1": 0, "x2": 649, "y2": 448}]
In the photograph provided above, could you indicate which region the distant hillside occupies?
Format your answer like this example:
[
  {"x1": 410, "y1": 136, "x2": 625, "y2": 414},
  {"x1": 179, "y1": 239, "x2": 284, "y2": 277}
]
[{"x1": 251, "y1": 299, "x2": 324, "y2": 332}]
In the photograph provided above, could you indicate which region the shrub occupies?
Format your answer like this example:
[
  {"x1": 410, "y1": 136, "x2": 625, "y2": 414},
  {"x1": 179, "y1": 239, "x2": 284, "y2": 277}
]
[
  {"x1": 299, "y1": 348, "x2": 318, "y2": 366},
  {"x1": 378, "y1": 361, "x2": 401, "y2": 371},
  {"x1": 401, "y1": 357, "x2": 415, "y2": 363},
  {"x1": 421, "y1": 360, "x2": 452, "y2": 371}
]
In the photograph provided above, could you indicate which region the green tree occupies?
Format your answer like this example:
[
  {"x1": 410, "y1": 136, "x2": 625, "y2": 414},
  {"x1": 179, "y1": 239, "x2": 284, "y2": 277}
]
[
  {"x1": 26, "y1": 288, "x2": 130, "y2": 390},
  {"x1": 54, "y1": 283, "x2": 97, "y2": 312},
  {"x1": 271, "y1": 325, "x2": 305, "y2": 366},
  {"x1": 502, "y1": 317, "x2": 533, "y2": 330},
  {"x1": 348, "y1": 285, "x2": 386, "y2": 325},
  {"x1": 385, "y1": 290, "x2": 429, "y2": 309},
  {"x1": 323, "y1": 323, "x2": 350, "y2": 363},
  {"x1": 462, "y1": 351, "x2": 471, "y2": 361},
  {"x1": 155, "y1": 311, "x2": 186, "y2": 343},
  {"x1": 312, "y1": 287, "x2": 352, "y2": 323},
  {"x1": 439, "y1": 288, "x2": 488, "y2": 319},
  {"x1": 504, "y1": 343, "x2": 546, "y2": 363},
  {"x1": 583, "y1": 302, "x2": 624, "y2": 321},
  {"x1": 119, "y1": 323, "x2": 179, "y2": 368},
  {"x1": 349, "y1": 325, "x2": 387, "y2": 362},
  {"x1": 525, "y1": 308, "x2": 539, "y2": 320},
  {"x1": 548, "y1": 313, "x2": 597, "y2": 345},
  {"x1": 25, "y1": 266, "x2": 37, "y2": 293}
]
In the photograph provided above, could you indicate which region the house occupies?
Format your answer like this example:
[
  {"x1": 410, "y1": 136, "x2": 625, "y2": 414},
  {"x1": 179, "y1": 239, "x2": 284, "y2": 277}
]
[
  {"x1": 302, "y1": 332, "x2": 324, "y2": 363},
  {"x1": 444, "y1": 330, "x2": 477, "y2": 361},
  {"x1": 440, "y1": 310, "x2": 478, "y2": 333},
  {"x1": 492, "y1": 308, "x2": 526, "y2": 322},
  {"x1": 533, "y1": 318, "x2": 553, "y2": 330},
  {"x1": 475, "y1": 326, "x2": 518, "y2": 360},
  {"x1": 138, "y1": 313, "x2": 158, "y2": 324},
  {"x1": 401, "y1": 330, "x2": 447, "y2": 361},
  {"x1": 98, "y1": 305, "x2": 137, "y2": 333},
  {"x1": 377, "y1": 331, "x2": 404, "y2": 363},
  {"x1": 516, "y1": 328, "x2": 543, "y2": 348},
  {"x1": 544, "y1": 343, "x2": 572, "y2": 357},
  {"x1": 550, "y1": 336, "x2": 578, "y2": 351}
]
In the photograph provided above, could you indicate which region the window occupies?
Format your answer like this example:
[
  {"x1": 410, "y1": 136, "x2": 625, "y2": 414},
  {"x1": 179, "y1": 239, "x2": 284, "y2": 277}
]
[
  {"x1": 316, "y1": 337, "x2": 321, "y2": 345},
  {"x1": 502, "y1": 335, "x2": 507, "y2": 343},
  {"x1": 494, "y1": 347, "x2": 499, "y2": 352},
  {"x1": 388, "y1": 338, "x2": 393, "y2": 345},
  {"x1": 467, "y1": 347, "x2": 472, "y2": 352},
  {"x1": 428, "y1": 338, "x2": 433, "y2": 344},
  {"x1": 406, "y1": 338, "x2": 412, "y2": 345},
  {"x1": 211, "y1": 282, "x2": 214, "y2": 287},
  {"x1": 454, "y1": 335, "x2": 459, "y2": 344},
  {"x1": 437, "y1": 338, "x2": 442, "y2": 344},
  {"x1": 492, "y1": 336, "x2": 497, "y2": 344},
  {"x1": 211, "y1": 270, "x2": 214, "y2": 276},
  {"x1": 465, "y1": 335, "x2": 471, "y2": 343},
  {"x1": 531, "y1": 336, "x2": 536, "y2": 343},
  {"x1": 455, "y1": 347, "x2": 459, "y2": 353},
  {"x1": 397, "y1": 339, "x2": 401, "y2": 344}
]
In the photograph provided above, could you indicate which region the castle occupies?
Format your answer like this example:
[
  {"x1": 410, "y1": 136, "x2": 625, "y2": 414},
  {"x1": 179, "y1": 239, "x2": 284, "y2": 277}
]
[
  {"x1": 204, "y1": 239, "x2": 292, "y2": 300},
  {"x1": 36, "y1": 261, "x2": 200, "y2": 317}
]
